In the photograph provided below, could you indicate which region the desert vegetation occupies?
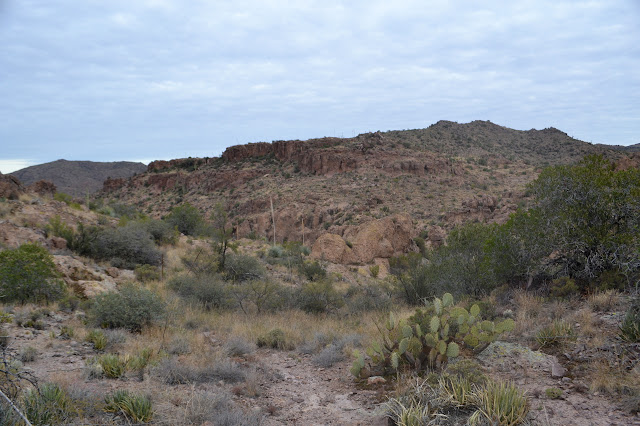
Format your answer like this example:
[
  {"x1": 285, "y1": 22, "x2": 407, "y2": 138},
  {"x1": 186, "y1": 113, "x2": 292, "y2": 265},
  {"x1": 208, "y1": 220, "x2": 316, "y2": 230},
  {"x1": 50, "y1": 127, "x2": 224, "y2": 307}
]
[{"x1": 0, "y1": 152, "x2": 638, "y2": 425}]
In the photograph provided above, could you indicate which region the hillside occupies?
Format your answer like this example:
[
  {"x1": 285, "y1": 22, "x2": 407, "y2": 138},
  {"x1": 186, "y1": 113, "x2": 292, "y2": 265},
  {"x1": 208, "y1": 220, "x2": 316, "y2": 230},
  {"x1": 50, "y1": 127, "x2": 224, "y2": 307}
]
[
  {"x1": 11, "y1": 159, "x2": 146, "y2": 197},
  {"x1": 101, "y1": 120, "x2": 622, "y2": 250}
]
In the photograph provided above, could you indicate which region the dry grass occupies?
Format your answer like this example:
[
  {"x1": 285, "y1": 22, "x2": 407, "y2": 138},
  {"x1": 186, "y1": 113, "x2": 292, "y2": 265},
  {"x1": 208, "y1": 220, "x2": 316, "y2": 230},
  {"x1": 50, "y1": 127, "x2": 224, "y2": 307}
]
[
  {"x1": 589, "y1": 360, "x2": 640, "y2": 395},
  {"x1": 512, "y1": 290, "x2": 545, "y2": 338},
  {"x1": 588, "y1": 290, "x2": 623, "y2": 312}
]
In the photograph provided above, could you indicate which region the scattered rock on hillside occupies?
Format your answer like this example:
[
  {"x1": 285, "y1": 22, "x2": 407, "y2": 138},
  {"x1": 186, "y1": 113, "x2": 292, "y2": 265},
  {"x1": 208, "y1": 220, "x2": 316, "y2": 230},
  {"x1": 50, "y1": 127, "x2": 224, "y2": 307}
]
[{"x1": 53, "y1": 256, "x2": 134, "y2": 298}]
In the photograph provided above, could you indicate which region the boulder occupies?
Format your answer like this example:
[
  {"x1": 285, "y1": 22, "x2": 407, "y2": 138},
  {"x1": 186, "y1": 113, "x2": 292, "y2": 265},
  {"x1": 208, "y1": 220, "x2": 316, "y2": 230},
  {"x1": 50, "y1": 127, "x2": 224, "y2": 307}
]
[
  {"x1": 311, "y1": 214, "x2": 413, "y2": 264},
  {"x1": 0, "y1": 173, "x2": 24, "y2": 199},
  {"x1": 310, "y1": 233, "x2": 355, "y2": 264},
  {"x1": 345, "y1": 214, "x2": 413, "y2": 264}
]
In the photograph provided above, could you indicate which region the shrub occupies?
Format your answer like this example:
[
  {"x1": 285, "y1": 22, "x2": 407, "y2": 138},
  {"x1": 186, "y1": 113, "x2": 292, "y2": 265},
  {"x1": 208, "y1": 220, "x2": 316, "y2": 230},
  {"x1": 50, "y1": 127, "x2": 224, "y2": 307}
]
[
  {"x1": 44, "y1": 215, "x2": 74, "y2": 246},
  {"x1": 177, "y1": 390, "x2": 264, "y2": 425},
  {"x1": 19, "y1": 346, "x2": 38, "y2": 363},
  {"x1": 369, "y1": 264, "x2": 380, "y2": 278},
  {"x1": 620, "y1": 297, "x2": 640, "y2": 342},
  {"x1": 138, "y1": 218, "x2": 178, "y2": 245},
  {"x1": 154, "y1": 358, "x2": 245, "y2": 384},
  {"x1": 58, "y1": 294, "x2": 80, "y2": 312},
  {"x1": 224, "y1": 337, "x2": 256, "y2": 357},
  {"x1": 53, "y1": 192, "x2": 73, "y2": 205},
  {"x1": 91, "y1": 283, "x2": 166, "y2": 332},
  {"x1": 549, "y1": 277, "x2": 579, "y2": 299},
  {"x1": 296, "y1": 280, "x2": 343, "y2": 314},
  {"x1": 104, "y1": 390, "x2": 153, "y2": 423},
  {"x1": 223, "y1": 254, "x2": 265, "y2": 282},
  {"x1": 23, "y1": 383, "x2": 77, "y2": 426},
  {"x1": 92, "y1": 223, "x2": 161, "y2": 269},
  {"x1": 168, "y1": 274, "x2": 230, "y2": 310},
  {"x1": 0, "y1": 243, "x2": 65, "y2": 304},
  {"x1": 164, "y1": 203, "x2": 204, "y2": 236},
  {"x1": 256, "y1": 328, "x2": 294, "y2": 350},
  {"x1": 135, "y1": 264, "x2": 161, "y2": 282},
  {"x1": 298, "y1": 260, "x2": 327, "y2": 281}
]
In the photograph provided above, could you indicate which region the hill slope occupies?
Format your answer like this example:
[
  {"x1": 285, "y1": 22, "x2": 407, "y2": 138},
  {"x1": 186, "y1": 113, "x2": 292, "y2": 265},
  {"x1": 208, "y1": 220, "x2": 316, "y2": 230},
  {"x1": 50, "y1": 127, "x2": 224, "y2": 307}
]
[
  {"x1": 12, "y1": 159, "x2": 147, "y2": 197},
  {"x1": 102, "y1": 120, "x2": 624, "y2": 248}
]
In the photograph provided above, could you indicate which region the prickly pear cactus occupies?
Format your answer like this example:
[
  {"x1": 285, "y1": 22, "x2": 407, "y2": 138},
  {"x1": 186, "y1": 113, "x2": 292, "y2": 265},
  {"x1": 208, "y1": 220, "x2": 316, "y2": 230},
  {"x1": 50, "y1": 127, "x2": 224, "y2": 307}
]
[{"x1": 351, "y1": 293, "x2": 515, "y2": 377}]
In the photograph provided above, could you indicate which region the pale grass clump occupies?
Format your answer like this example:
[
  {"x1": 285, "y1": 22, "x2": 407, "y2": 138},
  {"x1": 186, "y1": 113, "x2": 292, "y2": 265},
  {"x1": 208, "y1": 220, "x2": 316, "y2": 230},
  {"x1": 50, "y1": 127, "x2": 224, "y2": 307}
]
[
  {"x1": 513, "y1": 290, "x2": 545, "y2": 338},
  {"x1": 208, "y1": 309, "x2": 383, "y2": 350},
  {"x1": 569, "y1": 307, "x2": 606, "y2": 348},
  {"x1": 587, "y1": 290, "x2": 623, "y2": 312},
  {"x1": 589, "y1": 360, "x2": 640, "y2": 395}
]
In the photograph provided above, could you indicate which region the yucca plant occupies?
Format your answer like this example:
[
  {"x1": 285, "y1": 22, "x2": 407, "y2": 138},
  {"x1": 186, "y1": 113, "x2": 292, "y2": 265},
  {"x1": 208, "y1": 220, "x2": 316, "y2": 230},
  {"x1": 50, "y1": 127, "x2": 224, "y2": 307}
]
[
  {"x1": 104, "y1": 389, "x2": 153, "y2": 423},
  {"x1": 97, "y1": 353, "x2": 127, "y2": 378},
  {"x1": 23, "y1": 383, "x2": 77, "y2": 426},
  {"x1": 535, "y1": 320, "x2": 575, "y2": 348},
  {"x1": 469, "y1": 380, "x2": 529, "y2": 426},
  {"x1": 86, "y1": 329, "x2": 107, "y2": 350}
]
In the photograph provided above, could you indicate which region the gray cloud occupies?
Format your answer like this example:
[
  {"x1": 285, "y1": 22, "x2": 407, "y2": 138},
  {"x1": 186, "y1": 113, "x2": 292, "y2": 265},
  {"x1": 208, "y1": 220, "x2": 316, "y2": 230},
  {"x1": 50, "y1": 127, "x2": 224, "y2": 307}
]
[{"x1": 0, "y1": 0, "x2": 638, "y2": 171}]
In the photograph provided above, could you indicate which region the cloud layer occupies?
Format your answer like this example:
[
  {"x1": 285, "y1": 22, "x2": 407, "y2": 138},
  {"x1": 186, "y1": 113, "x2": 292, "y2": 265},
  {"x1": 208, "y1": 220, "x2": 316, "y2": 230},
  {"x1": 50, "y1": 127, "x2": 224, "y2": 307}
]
[{"x1": 1, "y1": 0, "x2": 638, "y2": 170}]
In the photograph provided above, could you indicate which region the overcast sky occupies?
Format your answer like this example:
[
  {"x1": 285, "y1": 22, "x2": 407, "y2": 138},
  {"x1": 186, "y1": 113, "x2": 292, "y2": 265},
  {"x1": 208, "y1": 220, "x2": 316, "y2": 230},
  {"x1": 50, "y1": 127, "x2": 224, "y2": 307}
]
[{"x1": 1, "y1": 0, "x2": 639, "y2": 173}]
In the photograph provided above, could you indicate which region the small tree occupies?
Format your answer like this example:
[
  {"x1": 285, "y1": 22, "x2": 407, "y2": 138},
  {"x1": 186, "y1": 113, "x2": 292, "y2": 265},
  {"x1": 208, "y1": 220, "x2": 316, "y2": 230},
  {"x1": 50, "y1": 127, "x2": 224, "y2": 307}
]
[
  {"x1": 164, "y1": 203, "x2": 203, "y2": 236},
  {"x1": 0, "y1": 243, "x2": 65, "y2": 304},
  {"x1": 210, "y1": 203, "x2": 236, "y2": 271}
]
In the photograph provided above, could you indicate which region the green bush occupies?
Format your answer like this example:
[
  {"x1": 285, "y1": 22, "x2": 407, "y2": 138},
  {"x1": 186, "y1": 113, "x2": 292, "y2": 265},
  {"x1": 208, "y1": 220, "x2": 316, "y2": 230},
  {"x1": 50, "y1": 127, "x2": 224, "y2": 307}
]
[
  {"x1": 549, "y1": 277, "x2": 579, "y2": 299},
  {"x1": 139, "y1": 218, "x2": 178, "y2": 245},
  {"x1": 135, "y1": 264, "x2": 161, "y2": 282},
  {"x1": 164, "y1": 203, "x2": 204, "y2": 236},
  {"x1": 298, "y1": 260, "x2": 327, "y2": 281},
  {"x1": 91, "y1": 283, "x2": 166, "y2": 332},
  {"x1": 296, "y1": 280, "x2": 343, "y2": 314},
  {"x1": 620, "y1": 297, "x2": 640, "y2": 342},
  {"x1": 92, "y1": 223, "x2": 161, "y2": 269},
  {"x1": 223, "y1": 254, "x2": 265, "y2": 282},
  {"x1": 0, "y1": 243, "x2": 65, "y2": 304},
  {"x1": 168, "y1": 274, "x2": 231, "y2": 310},
  {"x1": 86, "y1": 329, "x2": 107, "y2": 350}
]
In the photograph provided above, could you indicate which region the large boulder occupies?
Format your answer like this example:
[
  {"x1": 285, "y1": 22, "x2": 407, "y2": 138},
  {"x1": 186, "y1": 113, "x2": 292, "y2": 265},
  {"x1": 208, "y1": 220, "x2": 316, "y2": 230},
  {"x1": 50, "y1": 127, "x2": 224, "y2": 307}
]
[
  {"x1": 311, "y1": 214, "x2": 414, "y2": 264},
  {"x1": 310, "y1": 233, "x2": 355, "y2": 264}
]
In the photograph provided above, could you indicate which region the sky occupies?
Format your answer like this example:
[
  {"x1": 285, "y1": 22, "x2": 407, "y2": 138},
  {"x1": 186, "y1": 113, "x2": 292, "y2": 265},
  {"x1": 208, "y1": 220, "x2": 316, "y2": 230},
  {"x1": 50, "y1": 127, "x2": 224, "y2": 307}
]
[{"x1": 1, "y1": 0, "x2": 639, "y2": 173}]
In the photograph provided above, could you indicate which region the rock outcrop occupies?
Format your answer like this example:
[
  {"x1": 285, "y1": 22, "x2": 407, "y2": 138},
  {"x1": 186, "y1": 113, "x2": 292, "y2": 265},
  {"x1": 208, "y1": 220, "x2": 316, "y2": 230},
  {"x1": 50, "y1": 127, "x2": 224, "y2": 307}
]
[
  {"x1": 0, "y1": 173, "x2": 24, "y2": 199},
  {"x1": 53, "y1": 255, "x2": 134, "y2": 298},
  {"x1": 311, "y1": 214, "x2": 414, "y2": 264},
  {"x1": 27, "y1": 180, "x2": 57, "y2": 197}
]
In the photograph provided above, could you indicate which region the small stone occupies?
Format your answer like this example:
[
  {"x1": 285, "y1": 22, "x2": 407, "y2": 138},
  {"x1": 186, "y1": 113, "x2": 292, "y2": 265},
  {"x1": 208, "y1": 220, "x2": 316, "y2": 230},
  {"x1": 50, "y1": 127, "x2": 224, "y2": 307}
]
[
  {"x1": 562, "y1": 377, "x2": 571, "y2": 383},
  {"x1": 551, "y1": 362, "x2": 566, "y2": 378},
  {"x1": 367, "y1": 376, "x2": 386, "y2": 385}
]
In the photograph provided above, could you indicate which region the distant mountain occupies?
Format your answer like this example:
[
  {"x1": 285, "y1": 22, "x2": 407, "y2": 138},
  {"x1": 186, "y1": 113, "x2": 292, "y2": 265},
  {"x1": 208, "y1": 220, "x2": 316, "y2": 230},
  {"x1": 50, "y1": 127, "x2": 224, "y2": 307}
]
[
  {"x1": 103, "y1": 120, "x2": 627, "y2": 246},
  {"x1": 12, "y1": 160, "x2": 147, "y2": 197}
]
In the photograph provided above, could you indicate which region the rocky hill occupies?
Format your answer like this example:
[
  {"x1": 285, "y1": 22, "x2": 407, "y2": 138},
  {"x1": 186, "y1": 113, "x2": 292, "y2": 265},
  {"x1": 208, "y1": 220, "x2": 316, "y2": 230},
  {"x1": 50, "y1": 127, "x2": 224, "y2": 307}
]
[
  {"x1": 11, "y1": 159, "x2": 147, "y2": 197},
  {"x1": 100, "y1": 121, "x2": 626, "y2": 253}
]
